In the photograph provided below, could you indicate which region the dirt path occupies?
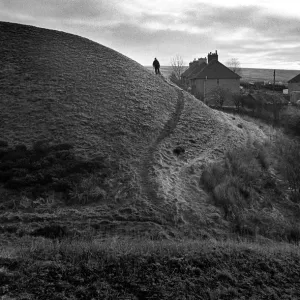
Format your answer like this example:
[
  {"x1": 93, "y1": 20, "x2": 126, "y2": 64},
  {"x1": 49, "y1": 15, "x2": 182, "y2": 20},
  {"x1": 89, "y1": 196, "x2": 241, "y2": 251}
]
[{"x1": 140, "y1": 80, "x2": 184, "y2": 205}]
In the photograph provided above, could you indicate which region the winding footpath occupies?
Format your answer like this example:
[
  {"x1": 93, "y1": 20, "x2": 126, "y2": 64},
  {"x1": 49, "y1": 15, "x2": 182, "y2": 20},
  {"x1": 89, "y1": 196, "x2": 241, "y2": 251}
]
[{"x1": 140, "y1": 79, "x2": 184, "y2": 205}]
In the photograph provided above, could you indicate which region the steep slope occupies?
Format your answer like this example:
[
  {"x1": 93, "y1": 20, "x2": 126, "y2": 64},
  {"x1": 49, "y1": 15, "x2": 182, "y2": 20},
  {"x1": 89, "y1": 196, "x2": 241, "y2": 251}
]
[{"x1": 0, "y1": 22, "x2": 266, "y2": 238}]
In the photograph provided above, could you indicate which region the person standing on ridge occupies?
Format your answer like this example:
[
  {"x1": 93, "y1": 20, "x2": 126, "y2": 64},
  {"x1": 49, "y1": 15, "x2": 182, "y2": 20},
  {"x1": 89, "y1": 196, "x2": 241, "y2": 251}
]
[{"x1": 153, "y1": 58, "x2": 160, "y2": 75}]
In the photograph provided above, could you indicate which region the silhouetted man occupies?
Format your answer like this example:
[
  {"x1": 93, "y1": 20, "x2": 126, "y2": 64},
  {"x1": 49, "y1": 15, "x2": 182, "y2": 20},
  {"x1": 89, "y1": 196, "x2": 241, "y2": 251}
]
[{"x1": 153, "y1": 58, "x2": 160, "y2": 75}]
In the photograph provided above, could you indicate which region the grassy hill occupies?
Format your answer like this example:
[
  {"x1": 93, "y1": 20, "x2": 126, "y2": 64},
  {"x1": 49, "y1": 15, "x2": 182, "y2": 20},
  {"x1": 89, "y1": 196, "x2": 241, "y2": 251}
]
[
  {"x1": 0, "y1": 21, "x2": 267, "y2": 239},
  {"x1": 1, "y1": 21, "x2": 300, "y2": 299}
]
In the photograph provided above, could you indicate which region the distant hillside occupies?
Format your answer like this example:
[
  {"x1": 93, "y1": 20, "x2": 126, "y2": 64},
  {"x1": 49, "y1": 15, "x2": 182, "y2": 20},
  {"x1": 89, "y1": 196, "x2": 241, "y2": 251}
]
[
  {"x1": 0, "y1": 22, "x2": 266, "y2": 238},
  {"x1": 145, "y1": 66, "x2": 300, "y2": 84}
]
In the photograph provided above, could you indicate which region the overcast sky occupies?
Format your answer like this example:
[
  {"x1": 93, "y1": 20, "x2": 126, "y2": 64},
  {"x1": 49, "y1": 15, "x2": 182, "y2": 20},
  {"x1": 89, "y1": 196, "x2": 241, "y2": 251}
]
[{"x1": 1, "y1": 0, "x2": 300, "y2": 69}]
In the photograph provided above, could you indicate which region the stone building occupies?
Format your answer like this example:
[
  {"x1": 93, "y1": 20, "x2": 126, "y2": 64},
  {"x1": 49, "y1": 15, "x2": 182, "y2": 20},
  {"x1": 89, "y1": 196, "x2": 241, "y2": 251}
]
[
  {"x1": 288, "y1": 74, "x2": 300, "y2": 97},
  {"x1": 182, "y1": 51, "x2": 241, "y2": 103}
]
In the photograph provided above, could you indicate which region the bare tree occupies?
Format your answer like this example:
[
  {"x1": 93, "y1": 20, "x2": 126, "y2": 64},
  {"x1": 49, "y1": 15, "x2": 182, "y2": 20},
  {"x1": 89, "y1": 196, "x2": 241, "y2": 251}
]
[
  {"x1": 226, "y1": 58, "x2": 242, "y2": 76},
  {"x1": 232, "y1": 93, "x2": 242, "y2": 112},
  {"x1": 207, "y1": 86, "x2": 228, "y2": 108},
  {"x1": 170, "y1": 55, "x2": 185, "y2": 80}
]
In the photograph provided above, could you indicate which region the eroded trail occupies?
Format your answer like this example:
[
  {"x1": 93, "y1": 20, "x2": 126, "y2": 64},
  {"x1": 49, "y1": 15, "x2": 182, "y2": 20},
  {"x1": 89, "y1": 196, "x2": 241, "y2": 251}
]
[{"x1": 140, "y1": 86, "x2": 184, "y2": 205}]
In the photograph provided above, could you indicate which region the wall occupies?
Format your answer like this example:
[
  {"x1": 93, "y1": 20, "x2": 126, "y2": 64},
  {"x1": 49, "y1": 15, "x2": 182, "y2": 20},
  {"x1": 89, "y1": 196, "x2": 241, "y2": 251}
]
[
  {"x1": 288, "y1": 82, "x2": 300, "y2": 94},
  {"x1": 193, "y1": 78, "x2": 240, "y2": 104},
  {"x1": 290, "y1": 91, "x2": 300, "y2": 103}
]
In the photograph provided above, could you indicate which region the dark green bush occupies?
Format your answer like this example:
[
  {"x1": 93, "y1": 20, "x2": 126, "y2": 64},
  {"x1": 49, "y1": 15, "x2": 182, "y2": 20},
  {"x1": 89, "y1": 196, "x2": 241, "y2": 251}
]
[{"x1": 0, "y1": 142, "x2": 109, "y2": 202}]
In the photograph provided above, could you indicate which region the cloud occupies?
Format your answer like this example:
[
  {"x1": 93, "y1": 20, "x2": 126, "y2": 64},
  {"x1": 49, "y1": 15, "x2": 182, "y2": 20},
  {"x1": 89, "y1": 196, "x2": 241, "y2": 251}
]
[{"x1": 0, "y1": 0, "x2": 299, "y2": 69}]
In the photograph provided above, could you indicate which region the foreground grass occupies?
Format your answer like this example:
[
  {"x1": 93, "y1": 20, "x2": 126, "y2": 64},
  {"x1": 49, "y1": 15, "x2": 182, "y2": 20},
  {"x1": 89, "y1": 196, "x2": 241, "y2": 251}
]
[{"x1": 1, "y1": 236, "x2": 300, "y2": 299}]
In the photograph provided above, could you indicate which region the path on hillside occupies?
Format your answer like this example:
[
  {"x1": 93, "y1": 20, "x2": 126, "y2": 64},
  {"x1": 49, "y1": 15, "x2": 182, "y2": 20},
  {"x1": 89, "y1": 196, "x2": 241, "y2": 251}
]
[{"x1": 140, "y1": 80, "x2": 184, "y2": 205}]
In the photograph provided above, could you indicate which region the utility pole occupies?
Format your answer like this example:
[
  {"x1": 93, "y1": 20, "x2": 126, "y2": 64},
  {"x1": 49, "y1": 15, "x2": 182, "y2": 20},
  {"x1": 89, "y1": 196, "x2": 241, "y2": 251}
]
[{"x1": 273, "y1": 69, "x2": 276, "y2": 92}]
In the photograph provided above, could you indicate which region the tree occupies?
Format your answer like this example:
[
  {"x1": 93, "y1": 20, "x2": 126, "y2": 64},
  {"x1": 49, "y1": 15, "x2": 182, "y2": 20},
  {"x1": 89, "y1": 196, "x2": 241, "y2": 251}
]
[
  {"x1": 170, "y1": 55, "x2": 185, "y2": 80},
  {"x1": 207, "y1": 86, "x2": 228, "y2": 108},
  {"x1": 226, "y1": 58, "x2": 242, "y2": 76},
  {"x1": 232, "y1": 93, "x2": 242, "y2": 112}
]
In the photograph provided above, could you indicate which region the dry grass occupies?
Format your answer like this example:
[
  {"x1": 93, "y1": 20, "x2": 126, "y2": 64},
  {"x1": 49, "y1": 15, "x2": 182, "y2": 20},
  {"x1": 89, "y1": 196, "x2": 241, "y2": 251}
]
[
  {"x1": 1, "y1": 236, "x2": 300, "y2": 299},
  {"x1": 200, "y1": 126, "x2": 300, "y2": 243}
]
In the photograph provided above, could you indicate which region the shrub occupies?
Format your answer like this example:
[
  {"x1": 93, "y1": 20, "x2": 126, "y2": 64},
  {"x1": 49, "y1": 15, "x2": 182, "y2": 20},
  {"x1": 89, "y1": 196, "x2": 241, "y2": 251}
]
[
  {"x1": 32, "y1": 140, "x2": 50, "y2": 154},
  {"x1": 30, "y1": 224, "x2": 69, "y2": 239},
  {"x1": 232, "y1": 93, "x2": 242, "y2": 112},
  {"x1": 200, "y1": 146, "x2": 268, "y2": 223},
  {"x1": 207, "y1": 86, "x2": 228, "y2": 108},
  {"x1": 0, "y1": 140, "x2": 8, "y2": 147},
  {"x1": 285, "y1": 224, "x2": 300, "y2": 244},
  {"x1": 0, "y1": 143, "x2": 109, "y2": 203},
  {"x1": 212, "y1": 176, "x2": 247, "y2": 219},
  {"x1": 256, "y1": 145, "x2": 270, "y2": 169},
  {"x1": 15, "y1": 144, "x2": 27, "y2": 151},
  {"x1": 68, "y1": 175, "x2": 106, "y2": 205},
  {"x1": 275, "y1": 134, "x2": 300, "y2": 200},
  {"x1": 200, "y1": 163, "x2": 226, "y2": 192}
]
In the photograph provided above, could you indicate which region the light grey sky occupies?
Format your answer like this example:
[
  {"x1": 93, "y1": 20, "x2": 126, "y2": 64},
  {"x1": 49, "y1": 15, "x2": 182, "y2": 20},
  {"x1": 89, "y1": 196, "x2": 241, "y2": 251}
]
[{"x1": 1, "y1": 0, "x2": 300, "y2": 69}]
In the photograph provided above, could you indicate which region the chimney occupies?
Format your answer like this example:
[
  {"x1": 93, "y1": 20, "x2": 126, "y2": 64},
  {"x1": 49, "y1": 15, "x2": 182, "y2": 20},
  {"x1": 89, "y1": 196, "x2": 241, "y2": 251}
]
[
  {"x1": 197, "y1": 57, "x2": 207, "y2": 65},
  {"x1": 207, "y1": 50, "x2": 218, "y2": 63}
]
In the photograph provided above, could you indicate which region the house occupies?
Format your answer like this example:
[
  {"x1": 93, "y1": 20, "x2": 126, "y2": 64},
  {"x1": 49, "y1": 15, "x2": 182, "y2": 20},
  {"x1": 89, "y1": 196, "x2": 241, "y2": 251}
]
[
  {"x1": 290, "y1": 91, "x2": 300, "y2": 104},
  {"x1": 181, "y1": 57, "x2": 207, "y2": 88},
  {"x1": 189, "y1": 51, "x2": 241, "y2": 103},
  {"x1": 288, "y1": 74, "x2": 300, "y2": 102}
]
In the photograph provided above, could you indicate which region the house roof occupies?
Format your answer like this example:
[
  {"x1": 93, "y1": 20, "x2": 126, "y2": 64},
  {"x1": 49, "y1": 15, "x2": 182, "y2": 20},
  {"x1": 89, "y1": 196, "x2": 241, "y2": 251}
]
[
  {"x1": 288, "y1": 73, "x2": 300, "y2": 83},
  {"x1": 181, "y1": 62, "x2": 207, "y2": 79},
  {"x1": 190, "y1": 60, "x2": 241, "y2": 80}
]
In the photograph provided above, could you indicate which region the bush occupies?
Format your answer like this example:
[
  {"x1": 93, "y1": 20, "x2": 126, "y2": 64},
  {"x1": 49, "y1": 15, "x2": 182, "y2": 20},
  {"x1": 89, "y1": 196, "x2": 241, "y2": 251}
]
[
  {"x1": 0, "y1": 143, "x2": 109, "y2": 203},
  {"x1": 275, "y1": 134, "x2": 300, "y2": 200},
  {"x1": 200, "y1": 163, "x2": 226, "y2": 192},
  {"x1": 32, "y1": 140, "x2": 50, "y2": 154},
  {"x1": 200, "y1": 145, "x2": 269, "y2": 223},
  {"x1": 15, "y1": 144, "x2": 27, "y2": 151},
  {"x1": 30, "y1": 224, "x2": 69, "y2": 239},
  {"x1": 212, "y1": 176, "x2": 248, "y2": 219},
  {"x1": 285, "y1": 224, "x2": 300, "y2": 244},
  {"x1": 0, "y1": 140, "x2": 8, "y2": 147},
  {"x1": 68, "y1": 175, "x2": 107, "y2": 205},
  {"x1": 206, "y1": 86, "x2": 228, "y2": 108},
  {"x1": 232, "y1": 93, "x2": 242, "y2": 112}
]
